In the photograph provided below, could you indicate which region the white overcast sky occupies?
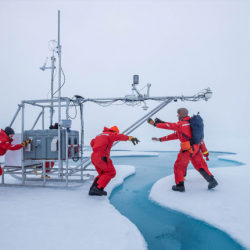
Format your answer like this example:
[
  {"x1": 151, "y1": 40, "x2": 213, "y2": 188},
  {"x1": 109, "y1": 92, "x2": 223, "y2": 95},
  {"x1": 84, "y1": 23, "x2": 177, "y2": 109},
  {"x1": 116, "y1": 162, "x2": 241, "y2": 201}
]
[{"x1": 0, "y1": 0, "x2": 249, "y2": 148}]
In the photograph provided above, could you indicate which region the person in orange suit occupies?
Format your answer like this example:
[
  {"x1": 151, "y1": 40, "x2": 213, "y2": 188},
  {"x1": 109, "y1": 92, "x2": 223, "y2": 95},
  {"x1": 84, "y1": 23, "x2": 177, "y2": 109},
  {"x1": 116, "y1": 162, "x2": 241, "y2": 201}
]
[
  {"x1": 89, "y1": 126, "x2": 139, "y2": 196},
  {"x1": 0, "y1": 127, "x2": 31, "y2": 176},
  {"x1": 148, "y1": 108, "x2": 218, "y2": 192}
]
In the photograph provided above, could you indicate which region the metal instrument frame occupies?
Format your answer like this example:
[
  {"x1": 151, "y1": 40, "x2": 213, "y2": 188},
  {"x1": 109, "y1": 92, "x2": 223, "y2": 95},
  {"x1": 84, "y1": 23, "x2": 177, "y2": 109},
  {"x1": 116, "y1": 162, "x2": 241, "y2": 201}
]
[{"x1": 0, "y1": 11, "x2": 213, "y2": 188}]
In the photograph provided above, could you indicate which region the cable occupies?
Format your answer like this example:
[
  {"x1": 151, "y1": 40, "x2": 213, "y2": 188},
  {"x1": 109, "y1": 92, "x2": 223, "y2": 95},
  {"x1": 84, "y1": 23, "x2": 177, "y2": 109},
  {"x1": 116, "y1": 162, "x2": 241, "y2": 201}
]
[
  {"x1": 72, "y1": 156, "x2": 79, "y2": 162},
  {"x1": 79, "y1": 98, "x2": 150, "y2": 108},
  {"x1": 68, "y1": 96, "x2": 77, "y2": 119},
  {"x1": 47, "y1": 67, "x2": 57, "y2": 99},
  {"x1": 53, "y1": 68, "x2": 65, "y2": 97}
]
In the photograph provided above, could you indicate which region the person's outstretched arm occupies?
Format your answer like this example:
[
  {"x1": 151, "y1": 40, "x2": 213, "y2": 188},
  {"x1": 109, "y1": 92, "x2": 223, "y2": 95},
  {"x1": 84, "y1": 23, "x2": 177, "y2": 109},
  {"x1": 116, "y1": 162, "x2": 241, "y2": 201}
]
[
  {"x1": 152, "y1": 132, "x2": 178, "y2": 142},
  {"x1": 0, "y1": 140, "x2": 29, "y2": 151},
  {"x1": 109, "y1": 133, "x2": 129, "y2": 142},
  {"x1": 147, "y1": 118, "x2": 183, "y2": 132},
  {"x1": 109, "y1": 133, "x2": 140, "y2": 145},
  {"x1": 155, "y1": 122, "x2": 183, "y2": 132}
]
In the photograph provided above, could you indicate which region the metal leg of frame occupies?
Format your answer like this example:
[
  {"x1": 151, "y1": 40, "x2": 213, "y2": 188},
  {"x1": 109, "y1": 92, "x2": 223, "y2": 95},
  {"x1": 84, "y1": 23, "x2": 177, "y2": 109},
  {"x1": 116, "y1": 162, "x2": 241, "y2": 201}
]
[
  {"x1": 49, "y1": 162, "x2": 51, "y2": 174},
  {"x1": 65, "y1": 100, "x2": 69, "y2": 186},
  {"x1": 43, "y1": 160, "x2": 46, "y2": 186},
  {"x1": 2, "y1": 166, "x2": 4, "y2": 184},
  {"x1": 21, "y1": 101, "x2": 25, "y2": 184},
  {"x1": 80, "y1": 103, "x2": 84, "y2": 181}
]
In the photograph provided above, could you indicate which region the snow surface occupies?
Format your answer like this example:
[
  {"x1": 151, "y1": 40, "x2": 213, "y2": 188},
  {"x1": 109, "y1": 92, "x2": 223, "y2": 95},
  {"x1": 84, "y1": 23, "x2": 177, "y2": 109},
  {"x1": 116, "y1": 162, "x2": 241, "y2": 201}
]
[
  {"x1": 1, "y1": 141, "x2": 249, "y2": 250},
  {"x1": 150, "y1": 152, "x2": 250, "y2": 249},
  {"x1": 0, "y1": 165, "x2": 147, "y2": 250}
]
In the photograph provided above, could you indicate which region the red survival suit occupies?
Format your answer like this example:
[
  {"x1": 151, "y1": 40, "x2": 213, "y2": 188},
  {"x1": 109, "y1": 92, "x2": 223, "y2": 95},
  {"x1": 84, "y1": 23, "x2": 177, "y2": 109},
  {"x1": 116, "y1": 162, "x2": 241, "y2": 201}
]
[
  {"x1": 157, "y1": 117, "x2": 212, "y2": 184},
  {"x1": 90, "y1": 127, "x2": 129, "y2": 189},
  {"x1": 0, "y1": 129, "x2": 23, "y2": 176}
]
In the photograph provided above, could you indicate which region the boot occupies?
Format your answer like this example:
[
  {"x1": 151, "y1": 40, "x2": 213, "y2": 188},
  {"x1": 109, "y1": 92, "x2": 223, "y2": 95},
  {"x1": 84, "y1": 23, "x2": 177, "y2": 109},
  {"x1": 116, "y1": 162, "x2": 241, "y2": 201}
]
[
  {"x1": 89, "y1": 177, "x2": 99, "y2": 193},
  {"x1": 198, "y1": 169, "x2": 218, "y2": 189},
  {"x1": 89, "y1": 186, "x2": 107, "y2": 196},
  {"x1": 172, "y1": 182, "x2": 185, "y2": 192},
  {"x1": 89, "y1": 178, "x2": 107, "y2": 196},
  {"x1": 208, "y1": 176, "x2": 218, "y2": 189}
]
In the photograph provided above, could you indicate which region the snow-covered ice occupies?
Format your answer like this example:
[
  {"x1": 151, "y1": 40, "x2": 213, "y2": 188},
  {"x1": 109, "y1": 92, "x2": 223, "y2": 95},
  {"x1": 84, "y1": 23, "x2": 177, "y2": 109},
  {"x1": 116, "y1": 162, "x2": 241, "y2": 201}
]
[
  {"x1": 150, "y1": 152, "x2": 250, "y2": 249},
  {"x1": 0, "y1": 164, "x2": 147, "y2": 250},
  {"x1": 1, "y1": 140, "x2": 250, "y2": 250}
]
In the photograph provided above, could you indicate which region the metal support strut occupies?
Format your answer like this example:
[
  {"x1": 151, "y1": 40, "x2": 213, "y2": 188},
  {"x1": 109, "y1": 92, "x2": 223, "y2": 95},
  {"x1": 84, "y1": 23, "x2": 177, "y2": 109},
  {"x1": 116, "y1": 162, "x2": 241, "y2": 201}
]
[
  {"x1": 9, "y1": 105, "x2": 22, "y2": 127},
  {"x1": 31, "y1": 112, "x2": 43, "y2": 130}
]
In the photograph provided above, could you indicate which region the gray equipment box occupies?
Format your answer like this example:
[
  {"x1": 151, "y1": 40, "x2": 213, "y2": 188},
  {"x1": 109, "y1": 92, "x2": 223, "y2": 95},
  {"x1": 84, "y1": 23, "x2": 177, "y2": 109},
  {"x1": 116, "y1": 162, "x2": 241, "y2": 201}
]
[{"x1": 23, "y1": 130, "x2": 79, "y2": 160}]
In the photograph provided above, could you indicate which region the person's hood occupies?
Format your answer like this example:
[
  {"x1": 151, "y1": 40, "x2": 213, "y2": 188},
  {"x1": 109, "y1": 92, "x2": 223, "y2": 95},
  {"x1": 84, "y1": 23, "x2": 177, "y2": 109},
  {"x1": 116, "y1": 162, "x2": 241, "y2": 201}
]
[
  {"x1": 103, "y1": 127, "x2": 116, "y2": 133},
  {"x1": 0, "y1": 129, "x2": 12, "y2": 142}
]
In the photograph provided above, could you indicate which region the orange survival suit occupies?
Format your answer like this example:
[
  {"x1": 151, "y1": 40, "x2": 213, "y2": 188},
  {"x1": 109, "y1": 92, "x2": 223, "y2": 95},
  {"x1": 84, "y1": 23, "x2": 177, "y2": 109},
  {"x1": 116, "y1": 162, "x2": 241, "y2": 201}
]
[
  {"x1": 157, "y1": 117, "x2": 213, "y2": 184},
  {"x1": 90, "y1": 127, "x2": 129, "y2": 189}
]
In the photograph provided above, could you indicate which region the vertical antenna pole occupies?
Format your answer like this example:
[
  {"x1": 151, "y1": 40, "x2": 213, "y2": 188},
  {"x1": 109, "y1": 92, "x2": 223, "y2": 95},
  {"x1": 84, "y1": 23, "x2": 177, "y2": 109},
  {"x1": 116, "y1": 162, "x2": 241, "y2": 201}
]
[
  {"x1": 57, "y1": 10, "x2": 62, "y2": 178},
  {"x1": 50, "y1": 55, "x2": 56, "y2": 126}
]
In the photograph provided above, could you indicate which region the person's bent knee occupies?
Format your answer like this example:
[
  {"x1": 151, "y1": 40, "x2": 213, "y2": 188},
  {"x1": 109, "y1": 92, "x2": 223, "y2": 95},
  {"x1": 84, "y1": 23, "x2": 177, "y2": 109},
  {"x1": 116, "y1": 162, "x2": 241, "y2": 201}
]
[{"x1": 110, "y1": 169, "x2": 116, "y2": 178}]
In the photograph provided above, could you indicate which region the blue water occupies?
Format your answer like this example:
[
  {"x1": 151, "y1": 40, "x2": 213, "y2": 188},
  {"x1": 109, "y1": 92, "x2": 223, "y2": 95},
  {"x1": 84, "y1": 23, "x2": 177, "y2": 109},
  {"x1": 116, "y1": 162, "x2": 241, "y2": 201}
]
[{"x1": 109, "y1": 152, "x2": 245, "y2": 250}]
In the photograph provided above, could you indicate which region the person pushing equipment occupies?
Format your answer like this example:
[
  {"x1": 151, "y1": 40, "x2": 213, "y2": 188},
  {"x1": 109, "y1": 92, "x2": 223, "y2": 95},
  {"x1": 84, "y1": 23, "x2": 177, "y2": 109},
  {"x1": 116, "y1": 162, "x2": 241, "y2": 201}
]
[
  {"x1": 0, "y1": 127, "x2": 31, "y2": 176},
  {"x1": 89, "y1": 126, "x2": 140, "y2": 196},
  {"x1": 148, "y1": 108, "x2": 218, "y2": 192}
]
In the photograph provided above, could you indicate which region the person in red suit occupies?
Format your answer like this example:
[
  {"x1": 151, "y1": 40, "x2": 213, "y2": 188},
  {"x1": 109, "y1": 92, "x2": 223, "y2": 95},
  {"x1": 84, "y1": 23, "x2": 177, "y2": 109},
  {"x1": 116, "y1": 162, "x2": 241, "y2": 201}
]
[
  {"x1": 0, "y1": 127, "x2": 31, "y2": 176},
  {"x1": 183, "y1": 140, "x2": 210, "y2": 180},
  {"x1": 148, "y1": 108, "x2": 218, "y2": 192},
  {"x1": 89, "y1": 126, "x2": 140, "y2": 196}
]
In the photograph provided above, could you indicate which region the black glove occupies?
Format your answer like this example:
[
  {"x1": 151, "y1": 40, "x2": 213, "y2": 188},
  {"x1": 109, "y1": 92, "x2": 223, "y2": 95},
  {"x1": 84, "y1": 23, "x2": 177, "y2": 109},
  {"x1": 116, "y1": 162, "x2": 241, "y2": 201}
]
[
  {"x1": 129, "y1": 136, "x2": 140, "y2": 145},
  {"x1": 155, "y1": 118, "x2": 165, "y2": 124},
  {"x1": 147, "y1": 118, "x2": 155, "y2": 126}
]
